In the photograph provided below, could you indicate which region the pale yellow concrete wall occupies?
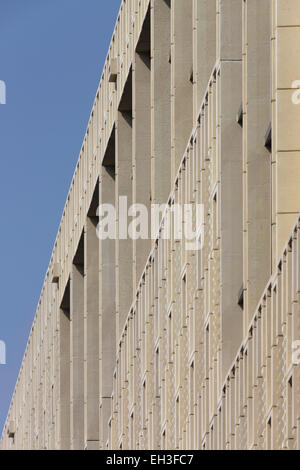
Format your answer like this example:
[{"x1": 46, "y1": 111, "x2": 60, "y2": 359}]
[
  {"x1": 274, "y1": 0, "x2": 300, "y2": 264},
  {"x1": 242, "y1": 0, "x2": 272, "y2": 334},
  {"x1": 1, "y1": 0, "x2": 300, "y2": 451}
]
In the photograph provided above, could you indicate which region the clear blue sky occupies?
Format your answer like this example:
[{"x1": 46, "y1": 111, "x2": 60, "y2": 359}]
[{"x1": 0, "y1": 0, "x2": 121, "y2": 434}]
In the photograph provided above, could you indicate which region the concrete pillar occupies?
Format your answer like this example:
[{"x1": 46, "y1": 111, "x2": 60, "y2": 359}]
[
  {"x1": 70, "y1": 238, "x2": 85, "y2": 450},
  {"x1": 171, "y1": 0, "x2": 193, "y2": 180},
  {"x1": 59, "y1": 290, "x2": 70, "y2": 450},
  {"x1": 84, "y1": 215, "x2": 100, "y2": 450},
  {"x1": 151, "y1": 0, "x2": 171, "y2": 206},
  {"x1": 116, "y1": 109, "x2": 133, "y2": 337},
  {"x1": 243, "y1": 0, "x2": 271, "y2": 332},
  {"x1": 219, "y1": 0, "x2": 243, "y2": 382},
  {"x1": 100, "y1": 165, "x2": 116, "y2": 448},
  {"x1": 133, "y1": 20, "x2": 152, "y2": 291},
  {"x1": 195, "y1": 0, "x2": 216, "y2": 109}
]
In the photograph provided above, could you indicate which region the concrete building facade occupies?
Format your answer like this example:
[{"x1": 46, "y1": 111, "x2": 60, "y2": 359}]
[{"x1": 1, "y1": 0, "x2": 300, "y2": 450}]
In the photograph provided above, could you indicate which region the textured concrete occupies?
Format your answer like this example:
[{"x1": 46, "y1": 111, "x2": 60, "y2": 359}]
[
  {"x1": 1, "y1": 0, "x2": 300, "y2": 451},
  {"x1": 84, "y1": 215, "x2": 100, "y2": 449}
]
